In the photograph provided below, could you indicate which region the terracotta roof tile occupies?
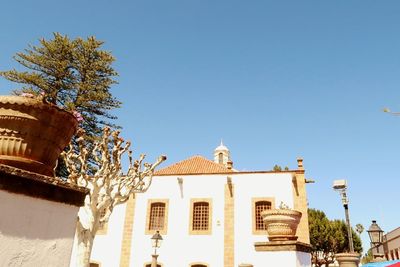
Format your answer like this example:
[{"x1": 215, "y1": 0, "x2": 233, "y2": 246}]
[{"x1": 155, "y1": 155, "x2": 232, "y2": 176}]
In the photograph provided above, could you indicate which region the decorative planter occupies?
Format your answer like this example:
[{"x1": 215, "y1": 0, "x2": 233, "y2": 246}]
[
  {"x1": 0, "y1": 96, "x2": 78, "y2": 176},
  {"x1": 335, "y1": 252, "x2": 360, "y2": 267},
  {"x1": 261, "y1": 209, "x2": 302, "y2": 241}
]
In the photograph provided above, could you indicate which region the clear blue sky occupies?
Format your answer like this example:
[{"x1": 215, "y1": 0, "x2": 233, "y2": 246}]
[{"x1": 1, "y1": 0, "x2": 399, "y2": 251}]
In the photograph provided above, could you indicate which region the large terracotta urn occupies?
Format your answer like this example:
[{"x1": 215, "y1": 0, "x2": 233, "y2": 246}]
[
  {"x1": 335, "y1": 252, "x2": 360, "y2": 267},
  {"x1": 0, "y1": 96, "x2": 78, "y2": 176},
  {"x1": 261, "y1": 209, "x2": 302, "y2": 241}
]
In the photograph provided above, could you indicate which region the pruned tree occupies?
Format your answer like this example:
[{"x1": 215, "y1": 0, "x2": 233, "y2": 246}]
[{"x1": 62, "y1": 127, "x2": 166, "y2": 267}]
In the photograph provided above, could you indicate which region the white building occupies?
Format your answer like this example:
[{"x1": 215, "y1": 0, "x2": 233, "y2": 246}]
[{"x1": 89, "y1": 143, "x2": 311, "y2": 267}]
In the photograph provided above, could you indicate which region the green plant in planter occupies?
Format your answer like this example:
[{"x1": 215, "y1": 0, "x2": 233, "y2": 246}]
[{"x1": 262, "y1": 201, "x2": 302, "y2": 241}]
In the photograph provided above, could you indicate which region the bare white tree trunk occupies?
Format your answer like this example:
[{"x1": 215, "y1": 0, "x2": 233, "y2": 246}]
[
  {"x1": 76, "y1": 221, "x2": 94, "y2": 267},
  {"x1": 62, "y1": 127, "x2": 166, "y2": 267}
]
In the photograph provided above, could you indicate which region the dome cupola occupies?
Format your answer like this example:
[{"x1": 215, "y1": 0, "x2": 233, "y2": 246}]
[{"x1": 214, "y1": 140, "x2": 231, "y2": 167}]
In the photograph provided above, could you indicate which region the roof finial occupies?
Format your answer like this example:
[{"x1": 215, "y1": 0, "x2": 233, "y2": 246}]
[{"x1": 215, "y1": 140, "x2": 229, "y2": 152}]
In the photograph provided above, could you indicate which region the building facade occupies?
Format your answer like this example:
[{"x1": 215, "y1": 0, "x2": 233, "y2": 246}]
[
  {"x1": 372, "y1": 227, "x2": 400, "y2": 261},
  {"x1": 88, "y1": 143, "x2": 311, "y2": 267}
]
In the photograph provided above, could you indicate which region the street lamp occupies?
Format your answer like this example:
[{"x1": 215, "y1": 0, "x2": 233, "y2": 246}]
[
  {"x1": 333, "y1": 179, "x2": 354, "y2": 253},
  {"x1": 367, "y1": 220, "x2": 385, "y2": 261},
  {"x1": 150, "y1": 231, "x2": 163, "y2": 267}
]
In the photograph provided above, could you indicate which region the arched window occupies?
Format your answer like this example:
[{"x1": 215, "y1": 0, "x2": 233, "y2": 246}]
[
  {"x1": 191, "y1": 265, "x2": 208, "y2": 267},
  {"x1": 193, "y1": 202, "x2": 209, "y2": 231},
  {"x1": 145, "y1": 264, "x2": 161, "y2": 267},
  {"x1": 146, "y1": 199, "x2": 169, "y2": 235},
  {"x1": 96, "y1": 208, "x2": 108, "y2": 235},
  {"x1": 149, "y1": 202, "x2": 166, "y2": 230},
  {"x1": 189, "y1": 199, "x2": 212, "y2": 234},
  {"x1": 252, "y1": 198, "x2": 274, "y2": 234},
  {"x1": 218, "y1": 152, "x2": 223, "y2": 164},
  {"x1": 255, "y1": 200, "x2": 271, "y2": 231}
]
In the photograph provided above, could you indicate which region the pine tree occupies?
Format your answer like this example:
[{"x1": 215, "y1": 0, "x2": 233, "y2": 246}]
[{"x1": 0, "y1": 33, "x2": 121, "y2": 175}]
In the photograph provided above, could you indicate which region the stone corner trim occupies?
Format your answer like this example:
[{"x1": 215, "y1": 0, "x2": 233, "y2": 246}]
[
  {"x1": 254, "y1": 241, "x2": 312, "y2": 253},
  {"x1": 0, "y1": 164, "x2": 88, "y2": 206}
]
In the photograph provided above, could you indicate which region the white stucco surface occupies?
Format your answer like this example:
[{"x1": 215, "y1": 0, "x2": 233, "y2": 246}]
[
  {"x1": 85, "y1": 203, "x2": 126, "y2": 267},
  {"x1": 89, "y1": 171, "x2": 310, "y2": 267},
  {"x1": 251, "y1": 251, "x2": 311, "y2": 267},
  {"x1": 234, "y1": 172, "x2": 294, "y2": 264},
  {"x1": 296, "y1": 251, "x2": 312, "y2": 267},
  {"x1": 92, "y1": 173, "x2": 307, "y2": 267},
  {"x1": 0, "y1": 190, "x2": 79, "y2": 267},
  {"x1": 131, "y1": 174, "x2": 226, "y2": 267}
]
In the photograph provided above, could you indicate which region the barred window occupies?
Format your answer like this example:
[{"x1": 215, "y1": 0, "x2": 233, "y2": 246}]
[
  {"x1": 96, "y1": 208, "x2": 108, "y2": 235},
  {"x1": 149, "y1": 202, "x2": 166, "y2": 231},
  {"x1": 99, "y1": 208, "x2": 107, "y2": 228},
  {"x1": 192, "y1": 202, "x2": 209, "y2": 231},
  {"x1": 255, "y1": 201, "x2": 271, "y2": 231}
]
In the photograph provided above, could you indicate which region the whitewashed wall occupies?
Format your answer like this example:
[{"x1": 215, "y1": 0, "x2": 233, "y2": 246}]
[
  {"x1": 89, "y1": 172, "x2": 307, "y2": 267},
  {"x1": 130, "y1": 172, "x2": 294, "y2": 267},
  {"x1": 69, "y1": 203, "x2": 127, "y2": 267},
  {"x1": 0, "y1": 190, "x2": 79, "y2": 267},
  {"x1": 251, "y1": 251, "x2": 311, "y2": 267},
  {"x1": 131, "y1": 174, "x2": 226, "y2": 267},
  {"x1": 234, "y1": 172, "x2": 294, "y2": 264}
]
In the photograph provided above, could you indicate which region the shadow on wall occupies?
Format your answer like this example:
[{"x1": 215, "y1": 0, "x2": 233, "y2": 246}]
[{"x1": 0, "y1": 190, "x2": 77, "y2": 240}]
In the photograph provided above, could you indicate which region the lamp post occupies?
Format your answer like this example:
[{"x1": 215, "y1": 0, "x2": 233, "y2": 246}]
[
  {"x1": 333, "y1": 179, "x2": 354, "y2": 253},
  {"x1": 333, "y1": 180, "x2": 361, "y2": 267},
  {"x1": 151, "y1": 230, "x2": 163, "y2": 267},
  {"x1": 367, "y1": 220, "x2": 385, "y2": 262}
]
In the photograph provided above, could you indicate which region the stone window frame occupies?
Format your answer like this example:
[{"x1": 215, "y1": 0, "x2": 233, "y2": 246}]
[
  {"x1": 189, "y1": 263, "x2": 209, "y2": 267},
  {"x1": 252, "y1": 197, "x2": 275, "y2": 235},
  {"x1": 144, "y1": 263, "x2": 163, "y2": 267},
  {"x1": 189, "y1": 198, "x2": 212, "y2": 235},
  {"x1": 96, "y1": 208, "x2": 108, "y2": 235},
  {"x1": 145, "y1": 199, "x2": 169, "y2": 235}
]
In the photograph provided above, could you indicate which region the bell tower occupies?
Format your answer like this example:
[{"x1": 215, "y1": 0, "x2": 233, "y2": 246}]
[{"x1": 214, "y1": 140, "x2": 231, "y2": 167}]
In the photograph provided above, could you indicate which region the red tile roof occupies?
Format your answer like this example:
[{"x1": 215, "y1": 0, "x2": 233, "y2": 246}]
[{"x1": 154, "y1": 155, "x2": 233, "y2": 176}]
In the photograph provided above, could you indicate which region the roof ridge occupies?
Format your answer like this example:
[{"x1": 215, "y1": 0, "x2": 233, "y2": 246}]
[{"x1": 154, "y1": 154, "x2": 230, "y2": 175}]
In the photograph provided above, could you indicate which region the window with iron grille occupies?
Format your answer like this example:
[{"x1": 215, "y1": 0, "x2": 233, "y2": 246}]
[
  {"x1": 149, "y1": 202, "x2": 166, "y2": 231},
  {"x1": 97, "y1": 208, "x2": 108, "y2": 234},
  {"x1": 192, "y1": 202, "x2": 209, "y2": 231},
  {"x1": 255, "y1": 201, "x2": 271, "y2": 231}
]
